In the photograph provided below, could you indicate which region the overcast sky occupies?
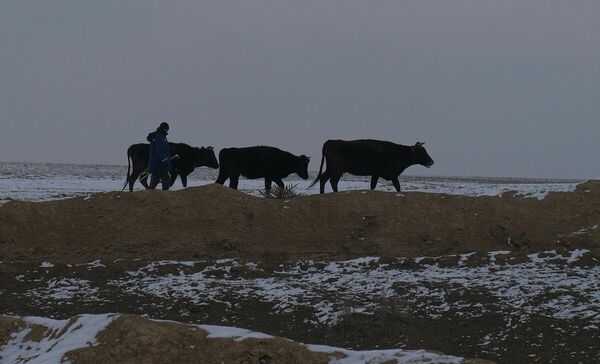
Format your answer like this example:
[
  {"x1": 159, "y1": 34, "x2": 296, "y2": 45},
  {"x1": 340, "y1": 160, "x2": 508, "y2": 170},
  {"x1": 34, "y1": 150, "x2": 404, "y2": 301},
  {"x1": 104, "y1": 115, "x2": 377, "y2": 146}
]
[{"x1": 1, "y1": 1, "x2": 598, "y2": 178}]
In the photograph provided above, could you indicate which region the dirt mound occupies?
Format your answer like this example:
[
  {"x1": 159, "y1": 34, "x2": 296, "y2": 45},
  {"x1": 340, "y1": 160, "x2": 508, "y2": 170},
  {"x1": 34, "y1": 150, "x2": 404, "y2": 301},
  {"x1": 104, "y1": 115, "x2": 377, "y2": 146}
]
[
  {"x1": 0, "y1": 182, "x2": 599, "y2": 264},
  {"x1": 0, "y1": 314, "x2": 493, "y2": 364},
  {"x1": 68, "y1": 315, "x2": 332, "y2": 364}
]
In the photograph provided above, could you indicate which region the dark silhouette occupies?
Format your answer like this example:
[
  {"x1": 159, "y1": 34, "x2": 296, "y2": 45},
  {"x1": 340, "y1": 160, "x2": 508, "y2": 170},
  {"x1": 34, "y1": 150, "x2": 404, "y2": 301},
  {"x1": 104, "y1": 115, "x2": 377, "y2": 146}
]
[
  {"x1": 309, "y1": 139, "x2": 434, "y2": 193},
  {"x1": 147, "y1": 122, "x2": 172, "y2": 190},
  {"x1": 123, "y1": 143, "x2": 219, "y2": 192},
  {"x1": 215, "y1": 146, "x2": 310, "y2": 192}
]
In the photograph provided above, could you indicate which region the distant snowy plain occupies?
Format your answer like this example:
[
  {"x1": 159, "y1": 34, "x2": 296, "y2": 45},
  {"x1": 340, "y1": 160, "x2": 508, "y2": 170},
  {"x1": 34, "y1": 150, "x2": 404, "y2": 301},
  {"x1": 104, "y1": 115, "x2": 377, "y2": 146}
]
[{"x1": 0, "y1": 162, "x2": 582, "y2": 203}]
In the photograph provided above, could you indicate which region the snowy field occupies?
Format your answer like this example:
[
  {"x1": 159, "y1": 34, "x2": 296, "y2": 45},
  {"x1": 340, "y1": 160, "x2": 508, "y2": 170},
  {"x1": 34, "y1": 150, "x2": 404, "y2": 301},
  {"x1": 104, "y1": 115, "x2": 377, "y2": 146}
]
[
  {"x1": 2, "y1": 250, "x2": 599, "y2": 362},
  {"x1": 12, "y1": 251, "x2": 599, "y2": 327},
  {"x1": 0, "y1": 162, "x2": 582, "y2": 203},
  {"x1": 110, "y1": 251, "x2": 600, "y2": 326}
]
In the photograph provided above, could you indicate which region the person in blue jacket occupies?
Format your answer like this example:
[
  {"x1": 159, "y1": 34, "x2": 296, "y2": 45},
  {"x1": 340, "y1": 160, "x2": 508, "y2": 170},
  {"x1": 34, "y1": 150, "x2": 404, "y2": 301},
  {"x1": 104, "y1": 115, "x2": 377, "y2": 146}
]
[{"x1": 147, "y1": 122, "x2": 172, "y2": 190}]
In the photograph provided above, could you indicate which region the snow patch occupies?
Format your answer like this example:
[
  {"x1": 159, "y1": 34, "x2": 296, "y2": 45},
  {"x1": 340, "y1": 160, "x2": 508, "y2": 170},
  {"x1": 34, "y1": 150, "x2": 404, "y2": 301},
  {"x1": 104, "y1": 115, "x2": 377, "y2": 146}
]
[
  {"x1": 527, "y1": 249, "x2": 590, "y2": 264},
  {"x1": 488, "y1": 250, "x2": 511, "y2": 263},
  {"x1": 567, "y1": 249, "x2": 591, "y2": 263},
  {"x1": 79, "y1": 260, "x2": 106, "y2": 269},
  {"x1": 0, "y1": 313, "x2": 117, "y2": 364},
  {"x1": 308, "y1": 344, "x2": 463, "y2": 364},
  {"x1": 26, "y1": 278, "x2": 100, "y2": 301},
  {"x1": 198, "y1": 324, "x2": 273, "y2": 341},
  {"x1": 570, "y1": 225, "x2": 599, "y2": 236}
]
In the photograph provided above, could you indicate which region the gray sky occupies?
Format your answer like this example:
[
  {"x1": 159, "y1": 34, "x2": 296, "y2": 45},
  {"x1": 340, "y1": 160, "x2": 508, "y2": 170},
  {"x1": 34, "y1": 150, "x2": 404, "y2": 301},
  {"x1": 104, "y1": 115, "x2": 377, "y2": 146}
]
[{"x1": 1, "y1": 1, "x2": 599, "y2": 178}]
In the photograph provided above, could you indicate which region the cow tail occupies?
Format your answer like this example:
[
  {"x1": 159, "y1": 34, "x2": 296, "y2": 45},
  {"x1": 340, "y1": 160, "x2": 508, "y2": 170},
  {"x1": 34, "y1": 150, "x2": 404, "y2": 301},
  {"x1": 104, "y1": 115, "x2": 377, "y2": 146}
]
[
  {"x1": 308, "y1": 143, "x2": 326, "y2": 189},
  {"x1": 121, "y1": 150, "x2": 131, "y2": 191}
]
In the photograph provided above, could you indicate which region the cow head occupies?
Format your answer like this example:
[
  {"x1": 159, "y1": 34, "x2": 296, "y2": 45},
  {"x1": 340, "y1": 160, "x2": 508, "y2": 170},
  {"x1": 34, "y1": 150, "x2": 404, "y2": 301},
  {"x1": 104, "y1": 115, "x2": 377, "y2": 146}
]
[
  {"x1": 411, "y1": 142, "x2": 434, "y2": 168},
  {"x1": 194, "y1": 146, "x2": 219, "y2": 169},
  {"x1": 296, "y1": 155, "x2": 311, "y2": 179}
]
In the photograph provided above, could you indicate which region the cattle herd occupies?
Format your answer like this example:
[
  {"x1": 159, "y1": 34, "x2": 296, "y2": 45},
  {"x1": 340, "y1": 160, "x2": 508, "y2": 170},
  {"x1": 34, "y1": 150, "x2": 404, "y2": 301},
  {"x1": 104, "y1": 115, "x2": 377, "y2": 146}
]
[{"x1": 124, "y1": 139, "x2": 434, "y2": 194}]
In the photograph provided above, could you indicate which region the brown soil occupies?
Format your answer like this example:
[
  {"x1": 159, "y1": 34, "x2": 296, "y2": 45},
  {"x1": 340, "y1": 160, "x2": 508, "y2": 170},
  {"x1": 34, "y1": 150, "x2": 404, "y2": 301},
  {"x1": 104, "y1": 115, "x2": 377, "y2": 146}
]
[
  {"x1": 0, "y1": 316, "x2": 22, "y2": 346},
  {"x1": 1, "y1": 181, "x2": 599, "y2": 264},
  {"x1": 66, "y1": 314, "x2": 333, "y2": 364}
]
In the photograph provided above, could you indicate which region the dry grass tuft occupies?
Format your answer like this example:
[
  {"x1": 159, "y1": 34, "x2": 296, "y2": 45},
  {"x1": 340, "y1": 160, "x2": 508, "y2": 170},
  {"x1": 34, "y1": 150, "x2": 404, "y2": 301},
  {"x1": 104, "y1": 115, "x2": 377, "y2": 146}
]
[{"x1": 259, "y1": 184, "x2": 305, "y2": 199}]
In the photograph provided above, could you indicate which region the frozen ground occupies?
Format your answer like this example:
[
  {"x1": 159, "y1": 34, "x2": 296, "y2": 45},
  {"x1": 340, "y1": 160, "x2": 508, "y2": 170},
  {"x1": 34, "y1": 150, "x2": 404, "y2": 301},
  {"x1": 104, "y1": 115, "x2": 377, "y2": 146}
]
[
  {"x1": 10, "y1": 251, "x2": 597, "y2": 327},
  {"x1": 1, "y1": 250, "x2": 598, "y2": 363},
  {"x1": 108, "y1": 251, "x2": 600, "y2": 326},
  {"x1": 0, "y1": 162, "x2": 582, "y2": 203}
]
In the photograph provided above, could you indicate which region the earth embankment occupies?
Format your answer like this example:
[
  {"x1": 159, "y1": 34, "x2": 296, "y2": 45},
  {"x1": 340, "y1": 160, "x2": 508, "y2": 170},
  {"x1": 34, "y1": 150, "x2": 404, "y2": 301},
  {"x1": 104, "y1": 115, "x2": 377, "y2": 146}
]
[{"x1": 0, "y1": 181, "x2": 599, "y2": 264}]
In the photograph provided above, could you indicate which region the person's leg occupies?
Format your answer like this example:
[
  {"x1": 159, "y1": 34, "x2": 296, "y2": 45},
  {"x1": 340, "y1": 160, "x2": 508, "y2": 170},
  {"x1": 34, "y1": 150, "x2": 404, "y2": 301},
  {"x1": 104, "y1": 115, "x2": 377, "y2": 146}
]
[
  {"x1": 160, "y1": 172, "x2": 171, "y2": 190},
  {"x1": 149, "y1": 173, "x2": 160, "y2": 189}
]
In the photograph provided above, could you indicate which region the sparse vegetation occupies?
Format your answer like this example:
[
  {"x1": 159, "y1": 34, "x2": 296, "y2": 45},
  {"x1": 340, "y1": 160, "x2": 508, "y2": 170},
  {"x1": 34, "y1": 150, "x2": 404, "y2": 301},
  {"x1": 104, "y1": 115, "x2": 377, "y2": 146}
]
[{"x1": 259, "y1": 183, "x2": 305, "y2": 199}]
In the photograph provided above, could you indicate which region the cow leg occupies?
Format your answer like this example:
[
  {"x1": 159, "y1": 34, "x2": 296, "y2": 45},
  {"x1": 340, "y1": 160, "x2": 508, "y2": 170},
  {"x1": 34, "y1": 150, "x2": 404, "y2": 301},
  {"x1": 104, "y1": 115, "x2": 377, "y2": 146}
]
[
  {"x1": 370, "y1": 175, "x2": 379, "y2": 190},
  {"x1": 319, "y1": 170, "x2": 330, "y2": 194},
  {"x1": 215, "y1": 170, "x2": 228, "y2": 185},
  {"x1": 264, "y1": 177, "x2": 272, "y2": 194},
  {"x1": 330, "y1": 174, "x2": 341, "y2": 192},
  {"x1": 129, "y1": 168, "x2": 145, "y2": 191},
  {"x1": 391, "y1": 176, "x2": 401, "y2": 192},
  {"x1": 127, "y1": 175, "x2": 135, "y2": 192},
  {"x1": 169, "y1": 171, "x2": 179, "y2": 188},
  {"x1": 274, "y1": 178, "x2": 285, "y2": 189},
  {"x1": 180, "y1": 174, "x2": 188, "y2": 188},
  {"x1": 139, "y1": 177, "x2": 150, "y2": 189},
  {"x1": 136, "y1": 167, "x2": 150, "y2": 190},
  {"x1": 229, "y1": 175, "x2": 240, "y2": 190},
  {"x1": 127, "y1": 171, "x2": 139, "y2": 192}
]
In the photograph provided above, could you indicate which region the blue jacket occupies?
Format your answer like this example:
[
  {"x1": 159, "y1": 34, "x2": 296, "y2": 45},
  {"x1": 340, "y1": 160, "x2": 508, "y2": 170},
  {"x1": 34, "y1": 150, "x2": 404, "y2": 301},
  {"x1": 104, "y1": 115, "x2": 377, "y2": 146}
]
[{"x1": 148, "y1": 130, "x2": 172, "y2": 174}]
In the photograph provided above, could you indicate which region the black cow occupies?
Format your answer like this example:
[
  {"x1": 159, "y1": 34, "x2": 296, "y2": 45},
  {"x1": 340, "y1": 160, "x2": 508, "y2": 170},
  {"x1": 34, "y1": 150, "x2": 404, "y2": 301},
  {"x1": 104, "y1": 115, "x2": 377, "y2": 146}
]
[
  {"x1": 215, "y1": 146, "x2": 310, "y2": 191},
  {"x1": 123, "y1": 143, "x2": 219, "y2": 192},
  {"x1": 309, "y1": 139, "x2": 434, "y2": 193}
]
